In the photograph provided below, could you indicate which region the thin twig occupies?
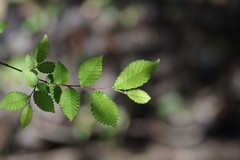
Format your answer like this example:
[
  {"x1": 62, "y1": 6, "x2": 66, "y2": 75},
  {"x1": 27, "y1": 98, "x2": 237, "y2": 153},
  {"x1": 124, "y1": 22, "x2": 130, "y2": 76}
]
[
  {"x1": 0, "y1": 61, "x2": 22, "y2": 72},
  {"x1": 114, "y1": 89, "x2": 127, "y2": 94},
  {"x1": 28, "y1": 86, "x2": 36, "y2": 103},
  {"x1": 0, "y1": 61, "x2": 115, "y2": 91}
]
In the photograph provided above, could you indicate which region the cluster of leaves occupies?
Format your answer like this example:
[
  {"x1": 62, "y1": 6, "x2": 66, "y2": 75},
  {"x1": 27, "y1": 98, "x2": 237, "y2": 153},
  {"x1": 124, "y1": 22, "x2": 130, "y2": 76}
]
[{"x1": 0, "y1": 22, "x2": 159, "y2": 128}]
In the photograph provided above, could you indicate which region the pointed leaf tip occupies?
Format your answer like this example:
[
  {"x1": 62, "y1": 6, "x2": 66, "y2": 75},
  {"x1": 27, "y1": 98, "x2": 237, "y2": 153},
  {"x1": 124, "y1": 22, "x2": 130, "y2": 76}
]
[
  {"x1": 78, "y1": 55, "x2": 103, "y2": 86},
  {"x1": 127, "y1": 89, "x2": 151, "y2": 104},
  {"x1": 113, "y1": 59, "x2": 159, "y2": 90},
  {"x1": 35, "y1": 34, "x2": 49, "y2": 63},
  {"x1": 20, "y1": 104, "x2": 33, "y2": 128}
]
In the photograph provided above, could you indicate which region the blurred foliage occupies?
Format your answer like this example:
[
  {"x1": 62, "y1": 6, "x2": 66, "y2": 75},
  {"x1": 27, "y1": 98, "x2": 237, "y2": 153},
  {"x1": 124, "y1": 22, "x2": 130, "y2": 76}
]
[
  {"x1": 22, "y1": 2, "x2": 63, "y2": 33},
  {"x1": 120, "y1": 5, "x2": 140, "y2": 28},
  {"x1": 157, "y1": 91, "x2": 193, "y2": 126},
  {"x1": 157, "y1": 92, "x2": 187, "y2": 118}
]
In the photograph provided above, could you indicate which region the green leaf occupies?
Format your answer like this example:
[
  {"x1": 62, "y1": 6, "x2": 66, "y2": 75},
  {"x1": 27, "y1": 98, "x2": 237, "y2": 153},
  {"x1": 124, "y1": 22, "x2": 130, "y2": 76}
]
[
  {"x1": 35, "y1": 34, "x2": 49, "y2": 63},
  {"x1": 0, "y1": 92, "x2": 28, "y2": 110},
  {"x1": 37, "y1": 61, "x2": 55, "y2": 73},
  {"x1": 0, "y1": 21, "x2": 7, "y2": 33},
  {"x1": 20, "y1": 104, "x2": 33, "y2": 128},
  {"x1": 53, "y1": 61, "x2": 69, "y2": 84},
  {"x1": 33, "y1": 91, "x2": 54, "y2": 112},
  {"x1": 46, "y1": 74, "x2": 54, "y2": 83},
  {"x1": 37, "y1": 82, "x2": 49, "y2": 94},
  {"x1": 32, "y1": 70, "x2": 38, "y2": 75},
  {"x1": 50, "y1": 85, "x2": 62, "y2": 104},
  {"x1": 78, "y1": 55, "x2": 103, "y2": 86},
  {"x1": 127, "y1": 89, "x2": 151, "y2": 104},
  {"x1": 60, "y1": 88, "x2": 80, "y2": 121},
  {"x1": 113, "y1": 59, "x2": 160, "y2": 90},
  {"x1": 22, "y1": 70, "x2": 38, "y2": 87},
  {"x1": 25, "y1": 55, "x2": 36, "y2": 70},
  {"x1": 91, "y1": 90, "x2": 118, "y2": 128}
]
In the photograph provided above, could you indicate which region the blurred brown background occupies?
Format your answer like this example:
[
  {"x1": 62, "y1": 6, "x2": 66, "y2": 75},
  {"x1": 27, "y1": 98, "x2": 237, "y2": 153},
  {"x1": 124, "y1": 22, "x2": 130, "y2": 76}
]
[{"x1": 1, "y1": 0, "x2": 240, "y2": 159}]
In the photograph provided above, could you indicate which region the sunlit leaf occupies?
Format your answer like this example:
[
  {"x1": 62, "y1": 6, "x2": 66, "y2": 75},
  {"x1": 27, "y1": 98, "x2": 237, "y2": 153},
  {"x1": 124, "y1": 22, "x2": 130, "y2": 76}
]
[
  {"x1": 0, "y1": 92, "x2": 28, "y2": 110},
  {"x1": 20, "y1": 104, "x2": 33, "y2": 128},
  {"x1": 78, "y1": 55, "x2": 103, "y2": 86},
  {"x1": 53, "y1": 61, "x2": 69, "y2": 84},
  {"x1": 91, "y1": 90, "x2": 118, "y2": 128},
  {"x1": 22, "y1": 70, "x2": 38, "y2": 87},
  {"x1": 60, "y1": 88, "x2": 80, "y2": 121},
  {"x1": 127, "y1": 89, "x2": 151, "y2": 104},
  {"x1": 25, "y1": 55, "x2": 36, "y2": 70},
  {"x1": 113, "y1": 59, "x2": 160, "y2": 90}
]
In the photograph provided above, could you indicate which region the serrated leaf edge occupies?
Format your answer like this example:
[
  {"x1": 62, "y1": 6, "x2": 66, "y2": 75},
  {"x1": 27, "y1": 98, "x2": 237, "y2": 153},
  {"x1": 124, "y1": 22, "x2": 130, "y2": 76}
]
[
  {"x1": 113, "y1": 59, "x2": 160, "y2": 90},
  {"x1": 20, "y1": 104, "x2": 33, "y2": 128},
  {"x1": 127, "y1": 89, "x2": 151, "y2": 104},
  {"x1": 79, "y1": 55, "x2": 103, "y2": 86},
  {"x1": 0, "y1": 91, "x2": 29, "y2": 110},
  {"x1": 35, "y1": 34, "x2": 49, "y2": 63},
  {"x1": 25, "y1": 55, "x2": 36, "y2": 70},
  {"x1": 60, "y1": 88, "x2": 80, "y2": 121},
  {"x1": 90, "y1": 91, "x2": 118, "y2": 128},
  {"x1": 33, "y1": 91, "x2": 55, "y2": 113}
]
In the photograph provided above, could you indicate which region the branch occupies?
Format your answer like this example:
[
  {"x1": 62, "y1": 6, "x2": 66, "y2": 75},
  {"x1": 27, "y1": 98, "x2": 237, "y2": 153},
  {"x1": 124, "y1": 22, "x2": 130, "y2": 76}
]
[
  {"x1": 0, "y1": 61, "x2": 114, "y2": 91},
  {"x1": 0, "y1": 61, "x2": 22, "y2": 72}
]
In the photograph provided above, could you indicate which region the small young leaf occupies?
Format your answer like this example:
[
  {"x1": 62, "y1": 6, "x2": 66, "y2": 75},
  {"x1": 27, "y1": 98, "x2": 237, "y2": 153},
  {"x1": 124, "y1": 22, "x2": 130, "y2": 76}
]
[
  {"x1": 0, "y1": 92, "x2": 28, "y2": 110},
  {"x1": 37, "y1": 82, "x2": 49, "y2": 94},
  {"x1": 50, "y1": 85, "x2": 62, "y2": 103},
  {"x1": 78, "y1": 55, "x2": 103, "y2": 86},
  {"x1": 53, "y1": 61, "x2": 69, "y2": 84},
  {"x1": 127, "y1": 89, "x2": 151, "y2": 104},
  {"x1": 25, "y1": 55, "x2": 36, "y2": 70},
  {"x1": 35, "y1": 34, "x2": 49, "y2": 63},
  {"x1": 22, "y1": 70, "x2": 38, "y2": 87},
  {"x1": 0, "y1": 21, "x2": 7, "y2": 33},
  {"x1": 33, "y1": 91, "x2": 55, "y2": 113},
  {"x1": 20, "y1": 104, "x2": 33, "y2": 128},
  {"x1": 32, "y1": 70, "x2": 38, "y2": 75},
  {"x1": 37, "y1": 61, "x2": 55, "y2": 73},
  {"x1": 113, "y1": 59, "x2": 160, "y2": 90},
  {"x1": 60, "y1": 88, "x2": 80, "y2": 121},
  {"x1": 46, "y1": 74, "x2": 54, "y2": 83},
  {"x1": 91, "y1": 90, "x2": 118, "y2": 128}
]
